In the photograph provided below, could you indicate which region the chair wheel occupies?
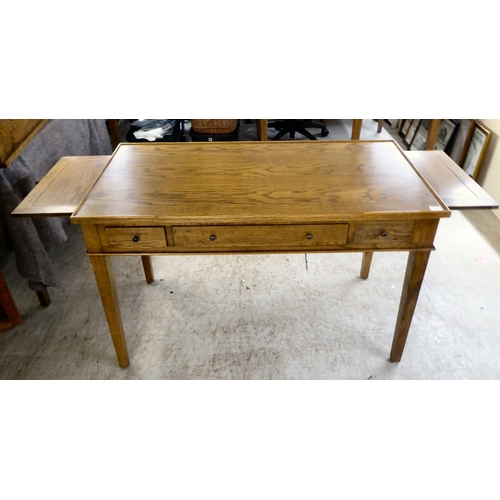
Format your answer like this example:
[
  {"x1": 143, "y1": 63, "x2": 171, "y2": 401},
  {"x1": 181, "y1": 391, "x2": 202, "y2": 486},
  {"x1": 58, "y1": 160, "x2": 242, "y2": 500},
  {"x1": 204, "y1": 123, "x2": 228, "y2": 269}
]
[{"x1": 321, "y1": 128, "x2": 329, "y2": 137}]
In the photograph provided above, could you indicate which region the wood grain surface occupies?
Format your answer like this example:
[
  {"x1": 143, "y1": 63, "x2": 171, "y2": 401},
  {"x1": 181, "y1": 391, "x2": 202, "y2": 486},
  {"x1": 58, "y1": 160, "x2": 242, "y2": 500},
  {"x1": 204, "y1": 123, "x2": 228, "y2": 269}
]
[
  {"x1": 72, "y1": 141, "x2": 451, "y2": 226},
  {"x1": 353, "y1": 221, "x2": 414, "y2": 247},
  {"x1": 0, "y1": 119, "x2": 49, "y2": 168},
  {"x1": 12, "y1": 156, "x2": 110, "y2": 217},
  {"x1": 66, "y1": 141, "x2": 453, "y2": 367},
  {"x1": 100, "y1": 226, "x2": 168, "y2": 252},
  {"x1": 404, "y1": 150, "x2": 498, "y2": 209},
  {"x1": 172, "y1": 224, "x2": 349, "y2": 248}
]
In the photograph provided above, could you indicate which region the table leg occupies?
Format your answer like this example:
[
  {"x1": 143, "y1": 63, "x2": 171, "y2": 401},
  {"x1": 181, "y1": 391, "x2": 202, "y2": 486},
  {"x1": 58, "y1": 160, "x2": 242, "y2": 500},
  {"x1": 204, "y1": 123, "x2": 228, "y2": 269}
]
[
  {"x1": 141, "y1": 256, "x2": 154, "y2": 283},
  {"x1": 360, "y1": 252, "x2": 373, "y2": 279},
  {"x1": 90, "y1": 255, "x2": 129, "y2": 368},
  {"x1": 107, "y1": 119, "x2": 121, "y2": 149},
  {"x1": 390, "y1": 250, "x2": 431, "y2": 362},
  {"x1": 425, "y1": 119, "x2": 442, "y2": 150},
  {"x1": 351, "y1": 119, "x2": 363, "y2": 140},
  {"x1": 36, "y1": 288, "x2": 51, "y2": 307},
  {"x1": 256, "y1": 119, "x2": 268, "y2": 141}
]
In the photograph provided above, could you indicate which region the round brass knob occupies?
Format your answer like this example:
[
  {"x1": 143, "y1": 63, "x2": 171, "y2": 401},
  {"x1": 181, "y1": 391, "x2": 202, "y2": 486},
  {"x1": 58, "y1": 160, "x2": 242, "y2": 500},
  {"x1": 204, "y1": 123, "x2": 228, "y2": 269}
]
[
  {"x1": 306, "y1": 234, "x2": 313, "y2": 240},
  {"x1": 381, "y1": 230, "x2": 387, "y2": 237},
  {"x1": 210, "y1": 234, "x2": 217, "y2": 241},
  {"x1": 133, "y1": 236, "x2": 140, "y2": 243}
]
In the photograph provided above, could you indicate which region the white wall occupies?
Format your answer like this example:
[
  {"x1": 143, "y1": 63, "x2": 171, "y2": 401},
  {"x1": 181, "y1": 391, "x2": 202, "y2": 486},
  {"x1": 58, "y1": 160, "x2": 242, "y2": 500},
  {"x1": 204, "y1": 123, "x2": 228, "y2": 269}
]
[{"x1": 476, "y1": 120, "x2": 500, "y2": 219}]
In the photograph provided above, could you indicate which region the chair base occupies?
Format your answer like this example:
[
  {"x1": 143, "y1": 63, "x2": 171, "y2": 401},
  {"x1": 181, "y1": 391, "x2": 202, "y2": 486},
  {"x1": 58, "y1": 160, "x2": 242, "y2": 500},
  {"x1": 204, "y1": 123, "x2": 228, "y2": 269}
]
[{"x1": 268, "y1": 120, "x2": 329, "y2": 140}]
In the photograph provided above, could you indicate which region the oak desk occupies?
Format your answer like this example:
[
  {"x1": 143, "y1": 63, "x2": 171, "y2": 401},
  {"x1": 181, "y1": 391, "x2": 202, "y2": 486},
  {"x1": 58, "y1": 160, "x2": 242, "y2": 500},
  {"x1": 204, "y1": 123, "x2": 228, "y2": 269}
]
[{"x1": 58, "y1": 140, "x2": 451, "y2": 367}]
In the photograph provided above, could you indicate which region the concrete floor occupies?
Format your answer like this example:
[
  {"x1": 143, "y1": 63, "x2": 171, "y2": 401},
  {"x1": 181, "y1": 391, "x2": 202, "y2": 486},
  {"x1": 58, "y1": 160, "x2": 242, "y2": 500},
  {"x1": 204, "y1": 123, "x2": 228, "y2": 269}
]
[{"x1": 1, "y1": 119, "x2": 500, "y2": 379}]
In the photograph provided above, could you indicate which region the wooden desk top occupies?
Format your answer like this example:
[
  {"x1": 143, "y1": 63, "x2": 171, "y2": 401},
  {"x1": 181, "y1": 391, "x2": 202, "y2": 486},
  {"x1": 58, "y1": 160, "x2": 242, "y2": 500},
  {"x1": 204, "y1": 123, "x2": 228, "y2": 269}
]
[
  {"x1": 13, "y1": 156, "x2": 110, "y2": 217},
  {"x1": 71, "y1": 141, "x2": 451, "y2": 226}
]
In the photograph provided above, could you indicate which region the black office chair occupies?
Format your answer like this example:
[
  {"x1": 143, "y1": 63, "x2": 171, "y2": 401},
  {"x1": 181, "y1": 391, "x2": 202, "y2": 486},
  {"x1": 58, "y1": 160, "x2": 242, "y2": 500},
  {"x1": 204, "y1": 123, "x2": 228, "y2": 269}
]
[{"x1": 268, "y1": 119, "x2": 329, "y2": 140}]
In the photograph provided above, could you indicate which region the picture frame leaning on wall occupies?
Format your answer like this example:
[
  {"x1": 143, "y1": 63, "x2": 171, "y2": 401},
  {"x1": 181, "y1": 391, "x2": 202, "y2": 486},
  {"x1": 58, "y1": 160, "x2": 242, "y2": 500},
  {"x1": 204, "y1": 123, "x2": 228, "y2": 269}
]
[
  {"x1": 404, "y1": 119, "x2": 421, "y2": 149},
  {"x1": 409, "y1": 119, "x2": 432, "y2": 151},
  {"x1": 435, "y1": 119, "x2": 460, "y2": 154},
  {"x1": 408, "y1": 119, "x2": 460, "y2": 152},
  {"x1": 398, "y1": 119, "x2": 411, "y2": 139},
  {"x1": 462, "y1": 121, "x2": 492, "y2": 180}
]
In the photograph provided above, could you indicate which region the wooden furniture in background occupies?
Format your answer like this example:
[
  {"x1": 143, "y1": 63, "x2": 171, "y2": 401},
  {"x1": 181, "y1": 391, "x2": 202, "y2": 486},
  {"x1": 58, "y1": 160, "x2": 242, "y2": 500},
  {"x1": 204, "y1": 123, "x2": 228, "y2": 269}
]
[
  {"x1": 0, "y1": 269, "x2": 22, "y2": 331},
  {"x1": 350, "y1": 119, "x2": 385, "y2": 139},
  {"x1": 0, "y1": 120, "x2": 49, "y2": 168},
  {"x1": 106, "y1": 120, "x2": 121, "y2": 149},
  {"x1": 256, "y1": 119, "x2": 268, "y2": 141},
  {"x1": 1, "y1": 120, "x2": 113, "y2": 322},
  {"x1": 351, "y1": 119, "x2": 363, "y2": 139},
  {"x1": 425, "y1": 119, "x2": 442, "y2": 150},
  {"x1": 1, "y1": 119, "x2": 49, "y2": 317},
  {"x1": 2, "y1": 155, "x2": 110, "y2": 322}
]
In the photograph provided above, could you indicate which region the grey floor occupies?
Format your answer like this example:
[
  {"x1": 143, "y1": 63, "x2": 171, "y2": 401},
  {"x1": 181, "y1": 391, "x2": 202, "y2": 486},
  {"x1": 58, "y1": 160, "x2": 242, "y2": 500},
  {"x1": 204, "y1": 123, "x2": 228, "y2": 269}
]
[{"x1": 1, "y1": 119, "x2": 500, "y2": 379}]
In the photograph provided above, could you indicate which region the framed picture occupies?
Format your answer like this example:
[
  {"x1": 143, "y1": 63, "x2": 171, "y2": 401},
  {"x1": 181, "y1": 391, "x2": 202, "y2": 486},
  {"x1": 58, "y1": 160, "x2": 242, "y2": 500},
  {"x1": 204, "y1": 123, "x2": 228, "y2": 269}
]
[
  {"x1": 434, "y1": 119, "x2": 459, "y2": 153},
  {"x1": 457, "y1": 120, "x2": 476, "y2": 166},
  {"x1": 404, "y1": 119, "x2": 421, "y2": 149},
  {"x1": 409, "y1": 119, "x2": 430, "y2": 151},
  {"x1": 399, "y1": 119, "x2": 411, "y2": 139},
  {"x1": 462, "y1": 122, "x2": 491, "y2": 179},
  {"x1": 401, "y1": 119, "x2": 413, "y2": 142}
]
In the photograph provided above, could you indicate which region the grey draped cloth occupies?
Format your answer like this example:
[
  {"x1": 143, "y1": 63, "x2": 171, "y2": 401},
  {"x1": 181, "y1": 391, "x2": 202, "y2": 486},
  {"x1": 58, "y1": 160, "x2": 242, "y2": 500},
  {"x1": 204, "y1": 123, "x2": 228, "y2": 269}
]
[{"x1": 0, "y1": 119, "x2": 112, "y2": 291}]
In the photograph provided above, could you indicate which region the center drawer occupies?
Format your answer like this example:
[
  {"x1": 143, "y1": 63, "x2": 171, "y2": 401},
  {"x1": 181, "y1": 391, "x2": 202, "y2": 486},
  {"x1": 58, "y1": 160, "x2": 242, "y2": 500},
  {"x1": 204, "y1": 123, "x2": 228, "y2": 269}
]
[{"x1": 172, "y1": 224, "x2": 349, "y2": 248}]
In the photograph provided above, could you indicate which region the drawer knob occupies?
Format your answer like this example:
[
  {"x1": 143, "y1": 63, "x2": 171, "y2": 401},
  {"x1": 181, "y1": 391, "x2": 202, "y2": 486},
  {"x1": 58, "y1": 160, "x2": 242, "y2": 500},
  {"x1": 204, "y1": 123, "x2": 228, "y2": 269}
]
[
  {"x1": 306, "y1": 233, "x2": 313, "y2": 240},
  {"x1": 381, "y1": 230, "x2": 387, "y2": 237},
  {"x1": 132, "y1": 236, "x2": 140, "y2": 243},
  {"x1": 209, "y1": 234, "x2": 217, "y2": 241}
]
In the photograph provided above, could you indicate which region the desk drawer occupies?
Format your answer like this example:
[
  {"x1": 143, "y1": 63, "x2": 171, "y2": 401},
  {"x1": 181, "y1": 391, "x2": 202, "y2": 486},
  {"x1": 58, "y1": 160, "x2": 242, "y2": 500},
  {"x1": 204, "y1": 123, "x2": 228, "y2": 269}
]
[
  {"x1": 353, "y1": 221, "x2": 414, "y2": 246},
  {"x1": 173, "y1": 224, "x2": 349, "y2": 248},
  {"x1": 101, "y1": 227, "x2": 168, "y2": 252}
]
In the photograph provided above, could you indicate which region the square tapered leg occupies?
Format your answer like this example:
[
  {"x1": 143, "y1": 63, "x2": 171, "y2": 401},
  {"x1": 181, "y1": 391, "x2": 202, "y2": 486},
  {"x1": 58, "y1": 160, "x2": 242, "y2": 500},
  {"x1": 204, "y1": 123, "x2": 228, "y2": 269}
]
[
  {"x1": 90, "y1": 255, "x2": 129, "y2": 368},
  {"x1": 390, "y1": 250, "x2": 431, "y2": 362}
]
